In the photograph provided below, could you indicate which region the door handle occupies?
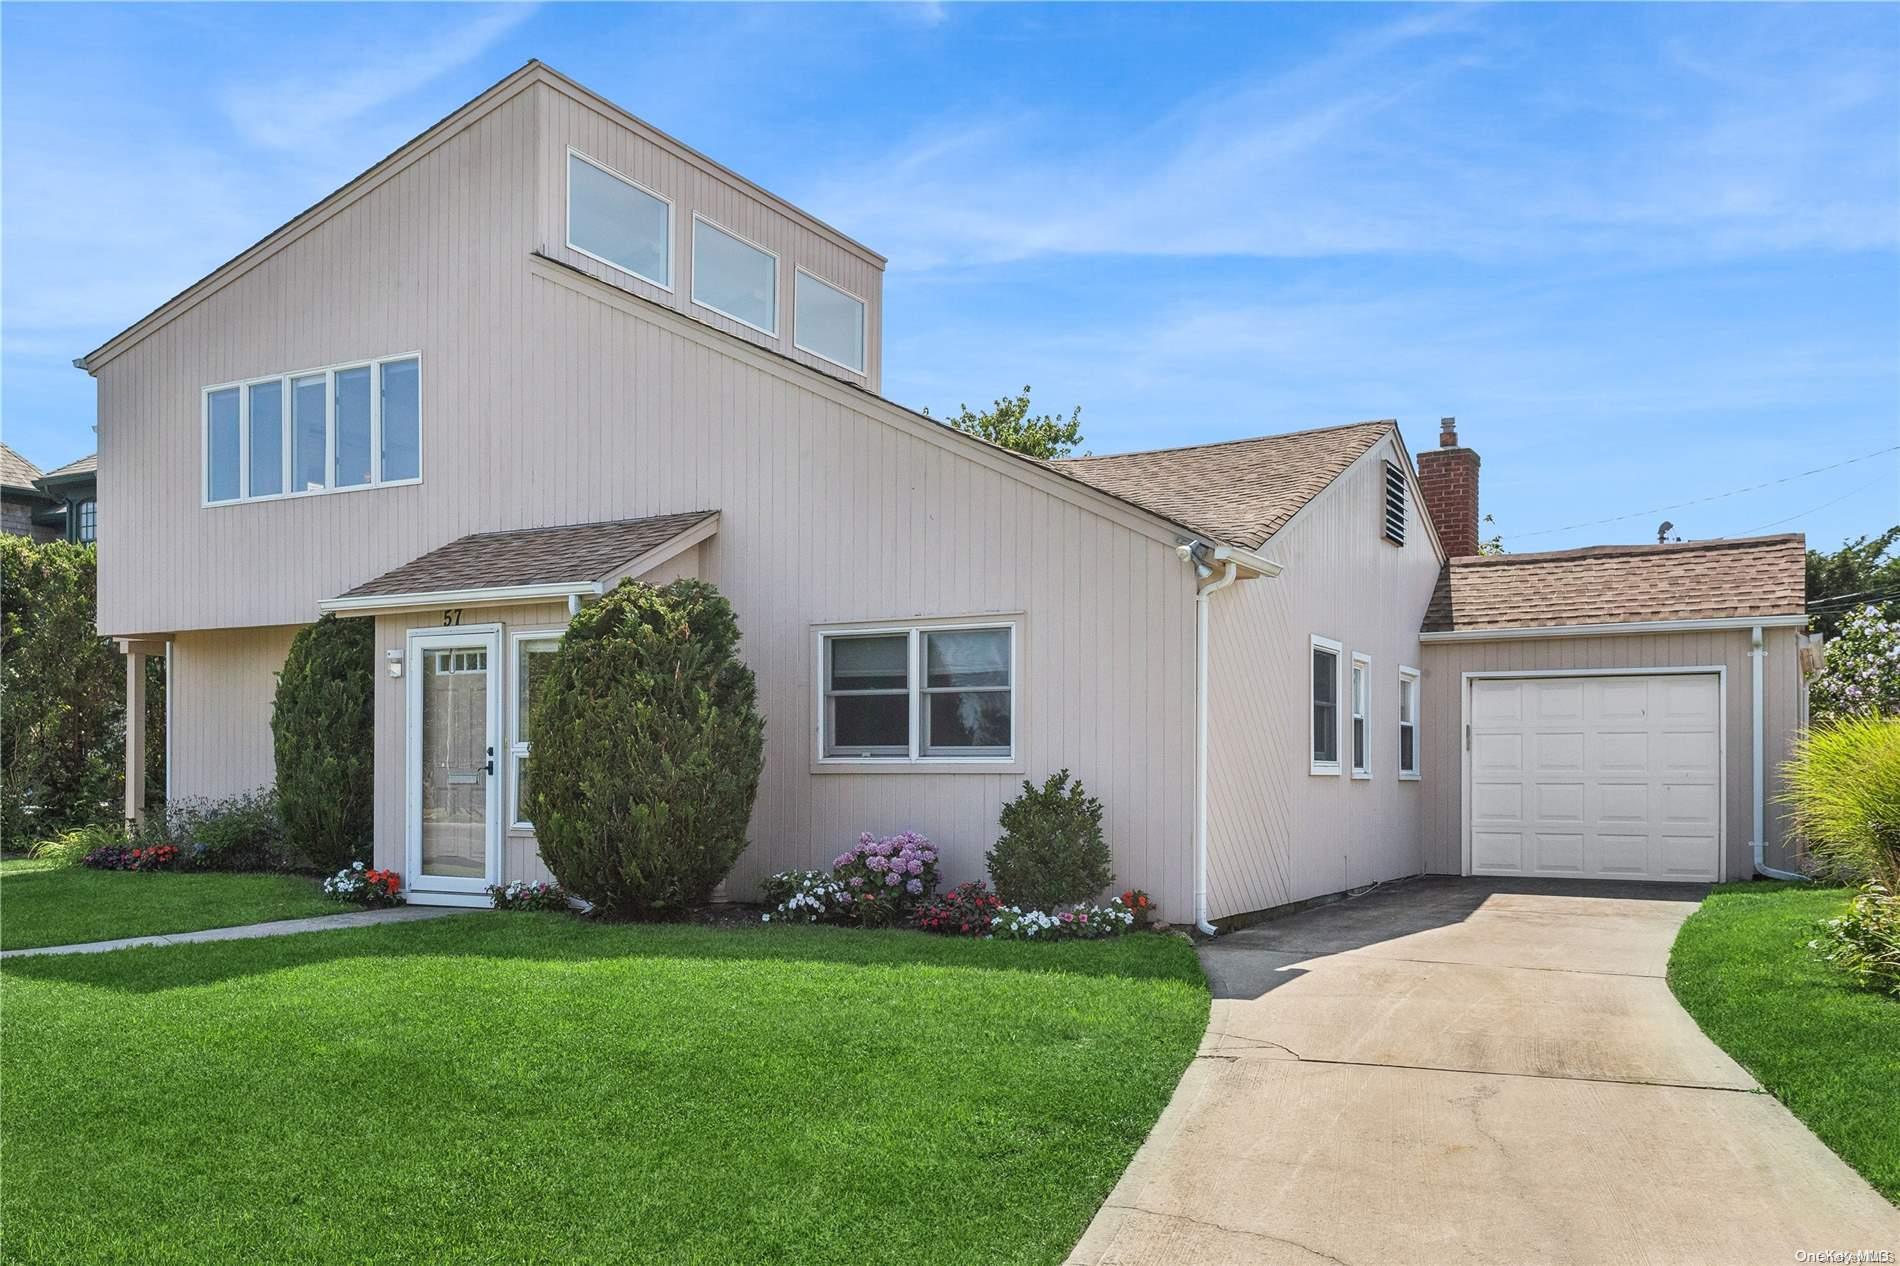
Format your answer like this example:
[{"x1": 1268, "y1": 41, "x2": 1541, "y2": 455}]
[{"x1": 486, "y1": 745, "x2": 495, "y2": 776}]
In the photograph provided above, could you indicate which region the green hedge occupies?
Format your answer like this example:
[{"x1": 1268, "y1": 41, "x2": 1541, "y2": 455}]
[
  {"x1": 528, "y1": 579, "x2": 765, "y2": 918},
  {"x1": 1, "y1": 536, "x2": 162, "y2": 843}
]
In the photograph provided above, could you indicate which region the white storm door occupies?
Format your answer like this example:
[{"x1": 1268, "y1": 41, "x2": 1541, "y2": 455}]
[
  {"x1": 1467, "y1": 673, "x2": 1722, "y2": 882},
  {"x1": 406, "y1": 626, "x2": 503, "y2": 899}
]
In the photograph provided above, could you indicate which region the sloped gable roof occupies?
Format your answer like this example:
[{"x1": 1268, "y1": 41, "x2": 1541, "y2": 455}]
[
  {"x1": 39, "y1": 453, "x2": 96, "y2": 482},
  {"x1": 1050, "y1": 420, "x2": 1396, "y2": 550},
  {"x1": 330, "y1": 511, "x2": 718, "y2": 605},
  {"x1": 1, "y1": 443, "x2": 46, "y2": 493},
  {"x1": 1421, "y1": 534, "x2": 1806, "y2": 633}
]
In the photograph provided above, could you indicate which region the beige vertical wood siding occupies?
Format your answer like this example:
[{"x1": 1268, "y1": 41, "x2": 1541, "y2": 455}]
[
  {"x1": 1203, "y1": 439, "x2": 1445, "y2": 919},
  {"x1": 167, "y1": 626, "x2": 300, "y2": 801},
  {"x1": 1419, "y1": 626, "x2": 1803, "y2": 880}
]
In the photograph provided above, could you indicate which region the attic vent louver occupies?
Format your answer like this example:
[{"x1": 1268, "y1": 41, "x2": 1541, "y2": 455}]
[{"x1": 1383, "y1": 462, "x2": 1407, "y2": 545}]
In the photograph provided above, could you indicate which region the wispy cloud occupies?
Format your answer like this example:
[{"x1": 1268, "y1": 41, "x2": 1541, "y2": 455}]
[
  {"x1": 220, "y1": 5, "x2": 534, "y2": 154},
  {"x1": 808, "y1": 7, "x2": 1899, "y2": 271}
]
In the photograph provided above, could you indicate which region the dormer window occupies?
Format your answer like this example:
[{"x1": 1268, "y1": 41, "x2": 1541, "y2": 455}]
[
  {"x1": 794, "y1": 268, "x2": 866, "y2": 374},
  {"x1": 1382, "y1": 461, "x2": 1407, "y2": 545},
  {"x1": 692, "y1": 214, "x2": 778, "y2": 336}
]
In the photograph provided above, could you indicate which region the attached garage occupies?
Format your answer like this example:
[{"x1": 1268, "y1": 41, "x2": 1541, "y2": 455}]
[
  {"x1": 1416, "y1": 535, "x2": 1815, "y2": 884},
  {"x1": 1465, "y1": 672, "x2": 1722, "y2": 881}
]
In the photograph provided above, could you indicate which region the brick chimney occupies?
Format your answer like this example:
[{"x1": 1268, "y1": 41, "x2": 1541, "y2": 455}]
[{"x1": 1416, "y1": 416, "x2": 1480, "y2": 556}]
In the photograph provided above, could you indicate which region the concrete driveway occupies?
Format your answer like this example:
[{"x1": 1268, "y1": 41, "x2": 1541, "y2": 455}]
[{"x1": 1070, "y1": 877, "x2": 1900, "y2": 1266}]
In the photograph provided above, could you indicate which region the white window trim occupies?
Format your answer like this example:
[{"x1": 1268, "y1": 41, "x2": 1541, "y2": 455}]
[
  {"x1": 792, "y1": 265, "x2": 867, "y2": 375},
  {"x1": 1398, "y1": 664, "x2": 1422, "y2": 781},
  {"x1": 508, "y1": 628, "x2": 564, "y2": 831},
  {"x1": 565, "y1": 147, "x2": 674, "y2": 293},
  {"x1": 691, "y1": 212, "x2": 780, "y2": 337},
  {"x1": 1350, "y1": 651, "x2": 1373, "y2": 779},
  {"x1": 812, "y1": 616, "x2": 1021, "y2": 772},
  {"x1": 1311, "y1": 634, "x2": 1343, "y2": 776},
  {"x1": 202, "y1": 352, "x2": 423, "y2": 507}
]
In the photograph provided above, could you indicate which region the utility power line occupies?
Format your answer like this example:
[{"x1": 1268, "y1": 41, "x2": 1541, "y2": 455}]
[{"x1": 1510, "y1": 444, "x2": 1900, "y2": 540}]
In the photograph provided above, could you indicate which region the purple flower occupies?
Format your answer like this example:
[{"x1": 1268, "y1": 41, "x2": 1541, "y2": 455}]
[
  {"x1": 885, "y1": 872, "x2": 901, "y2": 886},
  {"x1": 906, "y1": 878, "x2": 923, "y2": 895},
  {"x1": 848, "y1": 876, "x2": 864, "y2": 888}
]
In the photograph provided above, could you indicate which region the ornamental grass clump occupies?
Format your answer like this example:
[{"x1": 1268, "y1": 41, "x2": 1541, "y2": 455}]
[
  {"x1": 1779, "y1": 715, "x2": 1900, "y2": 888},
  {"x1": 528, "y1": 579, "x2": 766, "y2": 920}
]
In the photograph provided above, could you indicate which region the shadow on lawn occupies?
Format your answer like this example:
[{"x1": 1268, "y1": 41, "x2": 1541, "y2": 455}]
[{"x1": 0, "y1": 912, "x2": 1207, "y2": 996}]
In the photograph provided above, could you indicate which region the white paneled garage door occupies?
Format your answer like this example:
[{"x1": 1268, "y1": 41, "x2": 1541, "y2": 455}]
[{"x1": 1467, "y1": 674, "x2": 1722, "y2": 882}]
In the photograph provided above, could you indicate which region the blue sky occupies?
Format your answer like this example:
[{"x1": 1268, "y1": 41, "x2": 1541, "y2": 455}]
[{"x1": 3, "y1": 2, "x2": 1895, "y2": 552}]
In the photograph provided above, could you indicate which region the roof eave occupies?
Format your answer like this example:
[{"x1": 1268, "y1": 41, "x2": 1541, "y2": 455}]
[{"x1": 1419, "y1": 613, "x2": 1809, "y2": 642}]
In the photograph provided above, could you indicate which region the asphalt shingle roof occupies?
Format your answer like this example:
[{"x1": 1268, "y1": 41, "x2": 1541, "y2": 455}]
[
  {"x1": 1421, "y1": 534, "x2": 1807, "y2": 633},
  {"x1": 338, "y1": 511, "x2": 718, "y2": 599},
  {"x1": 0, "y1": 443, "x2": 45, "y2": 492},
  {"x1": 1050, "y1": 420, "x2": 1396, "y2": 549},
  {"x1": 40, "y1": 454, "x2": 97, "y2": 481}
]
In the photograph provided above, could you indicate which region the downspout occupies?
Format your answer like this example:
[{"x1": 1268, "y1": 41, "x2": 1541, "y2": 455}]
[
  {"x1": 1189, "y1": 549, "x2": 1240, "y2": 936},
  {"x1": 1751, "y1": 623, "x2": 1805, "y2": 881}
]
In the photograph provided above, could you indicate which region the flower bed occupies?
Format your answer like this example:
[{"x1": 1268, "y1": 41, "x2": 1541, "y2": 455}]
[
  {"x1": 915, "y1": 882, "x2": 1003, "y2": 937},
  {"x1": 991, "y1": 899, "x2": 1135, "y2": 941},
  {"x1": 81, "y1": 844, "x2": 181, "y2": 872},
  {"x1": 761, "y1": 832, "x2": 940, "y2": 927},
  {"x1": 321, "y1": 862, "x2": 404, "y2": 908},
  {"x1": 487, "y1": 880, "x2": 569, "y2": 912}
]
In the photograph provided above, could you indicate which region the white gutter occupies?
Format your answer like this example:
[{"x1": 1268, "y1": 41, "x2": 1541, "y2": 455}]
[
  {"x1": 1178, "y1": 540, "x2": 1284, "y2": 937},
  {"x1": 1193, "y1": 558, "x2": 1240, "y2": 936},
  {"x1": 1751, "y1": 623, "x2": 1806, "y2": 882},
  {"x1": 1420, "y1": 613, "x2": 1809, "y2": 642},
  {"x1": 318, "y1": 579, "x2": 603, "y2": 616}
]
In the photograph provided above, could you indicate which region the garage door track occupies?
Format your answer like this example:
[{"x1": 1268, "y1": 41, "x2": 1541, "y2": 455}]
[{"x1": 1070, "y1": 877, "x2": 1900, "y2": 1266}]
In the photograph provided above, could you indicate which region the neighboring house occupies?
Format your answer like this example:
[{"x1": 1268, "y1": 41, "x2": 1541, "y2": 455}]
[
  {"x1": 2, "y1": 443, "x2": 58, "y2": 541},
  {"x1": 76, "y1": 62, "x2": 1811, "y2": 921},
  {"x1": 0, "y1": 444, "x2": 99, "y2": 542},
  {"x1": 38, "y1": 454, "x2": 99, "y2": 543}
]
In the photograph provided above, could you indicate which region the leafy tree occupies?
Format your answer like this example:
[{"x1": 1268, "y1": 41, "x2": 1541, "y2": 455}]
[
  {"x1": 271, "y1": 614, "x2": 375, "y2": 871},
  {"x1": 1807, "y1": 528, "x2": 1900, "y2": 639},
  {"x1": 0, "y1": 537, "x2": 159, "y2": 842},
  {"x1": 528, "y1": 578, "x2": 766, "y2": 919},
  {"x1": 926, "y1": 385, "x2": 1084, "y2": 460}
]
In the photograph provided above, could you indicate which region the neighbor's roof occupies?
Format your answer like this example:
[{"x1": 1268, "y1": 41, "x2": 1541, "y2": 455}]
[
  {"x1": 39, "y1": 453, "x2": 96, "y2": 482},
  {"x1": 326, "y1": 510, "x2": 718, "y2": 609},
  {"x1": 1, "y1": 443, "x2": 45, "y2": 492},
  {"x1": 1051, "y1": 420, "x2": 1396, "y2": 550},
  {"x1": 1421, "y1": 534, "x2": 1807, "y2": 634}
]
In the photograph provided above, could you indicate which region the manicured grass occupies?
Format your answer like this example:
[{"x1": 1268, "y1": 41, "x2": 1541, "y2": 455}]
[
  {"x1": 0, "y1": 916, "x2": 1209, "y2": 1264},
  {"x1": 0, "y1": 858, "x2": 334, "y2": 950},
  {"x1": 1668, "y1": 882, "x2": 1900, "y2": 1203}
]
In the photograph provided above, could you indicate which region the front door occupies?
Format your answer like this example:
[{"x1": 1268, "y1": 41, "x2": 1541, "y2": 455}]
[{"x1": 406, "y1": 626, "x2": 502, "y2": 903}]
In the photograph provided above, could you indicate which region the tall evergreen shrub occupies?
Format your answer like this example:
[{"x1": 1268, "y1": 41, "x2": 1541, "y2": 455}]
[
  {"x1": 528, "y1": 578, "x2": 765, "y2": 918},
  {"x1": 271, "y1": 614, "x2": 374, "y2": 870}
]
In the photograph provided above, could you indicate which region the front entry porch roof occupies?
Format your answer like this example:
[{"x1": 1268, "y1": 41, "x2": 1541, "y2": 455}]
[{"x1": 318, "y1": 510, "x2": 720, "y2": 616}]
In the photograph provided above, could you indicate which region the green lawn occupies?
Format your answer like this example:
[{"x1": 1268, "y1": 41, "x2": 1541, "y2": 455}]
[
  {"x1": 0, "y1": 916, "x2": 1209, "y2": 1264},
  {"x1": 0, "y1": 858, "x2": 334, "y2": 950},
  {"x1": 1668, "y1": 882, "x2": 1900, "y2": 1203}
]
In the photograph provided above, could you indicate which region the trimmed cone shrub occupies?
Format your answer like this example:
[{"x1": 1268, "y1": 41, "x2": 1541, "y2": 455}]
[
  {"x1": 986, "y1": 769, "x2": 1113, "y2": 909},
  {"x1": 271, "y1": 614, "x2": 374, "y2": 872},
  {"x1": 527, "y1": 578, "x2": 765, "y2": 919}
]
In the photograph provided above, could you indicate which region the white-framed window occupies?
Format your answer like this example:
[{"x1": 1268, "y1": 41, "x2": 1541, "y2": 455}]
[
  {"x1": 1350, "y1": 652, "x2": 1372, "y2": 778},
  {"x1": 509, "y1": 631, "x2": 562, "y2": 829},
  {"x1": 817, "y1": 621, "x2": 1016, "y2": 763},
  {"x1": 793, "y1": 267, "x2": 866, "y2": 374},
  {"x1": 1398, "y1": 666, "x2": 1421, "y2": 780},
  {"x1": 203, "y1": 353, "x2": 421, "y2": 505},
  {"x1": 1311, "y1": 635, "x2": 1342, "y2": 775},
  {"x1": 75, "y1": 499, "x2": 97, "y2": 543},
  {"x1": 566, "y1": 149, "x2": 672, "y2": 290},
  {"x1": 692, "y1": 213, "x2": 778, "y2": 335}
]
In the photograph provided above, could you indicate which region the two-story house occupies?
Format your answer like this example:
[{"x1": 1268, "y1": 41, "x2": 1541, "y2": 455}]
[{"x1": 80, "y1": 63, "x2": 1811, "y2": 921}]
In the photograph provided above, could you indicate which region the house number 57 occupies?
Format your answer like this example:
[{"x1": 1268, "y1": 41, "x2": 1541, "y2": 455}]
[{"x1": 442, "y1": 609, "x2": 463, "y2": 626}]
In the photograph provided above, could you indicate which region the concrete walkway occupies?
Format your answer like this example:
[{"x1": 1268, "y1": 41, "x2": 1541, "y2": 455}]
[
  {"x1": 1070, "y1": 877, "x2": 1900, "y2": 1266},
  {"x1": 0, "y1": 904, "x2": 474, "y2": 959}
]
